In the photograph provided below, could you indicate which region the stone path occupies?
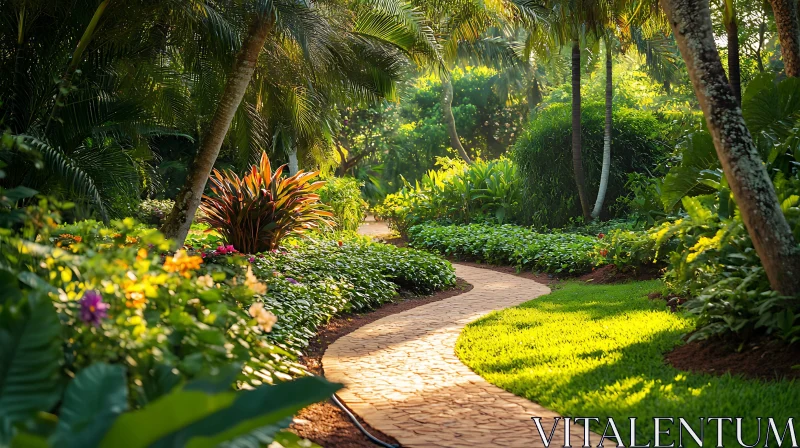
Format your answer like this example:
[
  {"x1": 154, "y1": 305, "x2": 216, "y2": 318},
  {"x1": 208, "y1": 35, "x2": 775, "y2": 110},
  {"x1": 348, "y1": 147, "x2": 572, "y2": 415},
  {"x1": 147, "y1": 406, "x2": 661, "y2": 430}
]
[
  {"x1": 323, "y1": 264, "x2": 594, "y2": 447},
  {"x1": 357, "y1": 214, "x2": 392, "y2": 237}
]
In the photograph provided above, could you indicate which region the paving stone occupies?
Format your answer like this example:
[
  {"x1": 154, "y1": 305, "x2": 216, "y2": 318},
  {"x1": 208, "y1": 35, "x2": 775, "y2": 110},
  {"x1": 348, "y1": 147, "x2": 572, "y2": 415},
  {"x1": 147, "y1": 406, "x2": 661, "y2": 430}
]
[{"x1": 322, "y1": 264, "x2": 600, "y2": 447}]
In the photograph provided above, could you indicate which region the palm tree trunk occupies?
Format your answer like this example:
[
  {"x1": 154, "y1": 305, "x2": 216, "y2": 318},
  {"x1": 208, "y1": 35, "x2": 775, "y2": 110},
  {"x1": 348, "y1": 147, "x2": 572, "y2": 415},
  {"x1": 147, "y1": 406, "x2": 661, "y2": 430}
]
[
  {"x1": 661, "y1": 0, "x2": 800, "y2": 296},
  {"x1": 441, "y1": 78, "x2": 472, "y2": 164},
  {"x1": 769, "y1": 0, "x2": 800, "y2": 77},
  {"x1": 571, "y1": 38, "x2": 591, "y2": 220},
  {"x1": 287, "y1": 147, "x2": 299, "y2": 175},
  {"x1": 527, "y1": 76, "x2": 543, "y2": 118},
  {"x1": 161, "y1": 17, "x2": 273, "y2": 245},
  {"x1": 45, "y1": 0, "x2": 112, "y2": 136},
  {"x1": 592, "y1": 39, "x2": 613, "y2": 219},
  {"x1": 724, "y1": 2, "x2": 741, "y2": 103}
]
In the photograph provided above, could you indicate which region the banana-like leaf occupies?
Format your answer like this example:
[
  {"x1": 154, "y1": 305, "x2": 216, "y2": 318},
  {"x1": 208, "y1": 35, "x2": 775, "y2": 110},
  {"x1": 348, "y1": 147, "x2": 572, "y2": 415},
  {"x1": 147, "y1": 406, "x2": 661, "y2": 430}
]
[
  {"x1": 0, "y1": 292, "x2": 62, "y2": 441},
  {"x1": 99, "y1": 376, "x2": 339, "y2": 448},
  {"x1": 52, "y1": 364, "x2": 129, "y2": 448}
]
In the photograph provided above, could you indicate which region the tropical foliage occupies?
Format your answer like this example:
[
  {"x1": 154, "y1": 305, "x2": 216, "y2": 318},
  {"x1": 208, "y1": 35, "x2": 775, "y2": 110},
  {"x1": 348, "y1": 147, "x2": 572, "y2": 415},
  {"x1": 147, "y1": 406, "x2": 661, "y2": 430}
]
[
  {"x1": 200, "y1": 153, "x2": 333, "y2": 253},
  {"x1": 374, "y1": 158, "x2": 521, "y2": 233},
  {"x1": 513, "y1": 102, "x2": 668, "y2": 227},
  {"x1": 318, "y1": 177, "x2": 368, "y2": 233}
]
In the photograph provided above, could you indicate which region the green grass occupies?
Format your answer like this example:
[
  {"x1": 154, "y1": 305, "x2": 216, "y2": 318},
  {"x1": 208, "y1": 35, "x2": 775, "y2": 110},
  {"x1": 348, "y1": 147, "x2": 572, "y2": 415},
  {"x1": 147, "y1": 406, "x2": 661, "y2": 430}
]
[{"x1": 456, "y1": 281, "x2": 800, "y2": 446}]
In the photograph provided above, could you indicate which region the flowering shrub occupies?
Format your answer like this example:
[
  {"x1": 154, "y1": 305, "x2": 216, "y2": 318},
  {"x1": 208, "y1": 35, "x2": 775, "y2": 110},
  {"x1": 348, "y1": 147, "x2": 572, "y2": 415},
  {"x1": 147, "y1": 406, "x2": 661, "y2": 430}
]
[
  {"x1": 199, "y1": 152, "x2": 333, "y2": 253},
  {"x1": 408, "y1": 223, "x2": 598, "y2": 274}
]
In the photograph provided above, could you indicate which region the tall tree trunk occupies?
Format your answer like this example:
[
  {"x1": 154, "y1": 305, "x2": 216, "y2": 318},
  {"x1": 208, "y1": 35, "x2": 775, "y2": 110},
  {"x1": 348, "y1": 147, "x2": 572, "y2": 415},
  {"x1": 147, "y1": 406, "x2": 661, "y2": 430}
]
[
  {"x1": 724, "y1": 1, "x2": 741, "y2": 103},
  {"x1": 756, "y1": 21, "x2": 766, "y2": 72},
  {"x1": 161, "y1": 17, "x2": 273, "y2": 245},
  {"x1": 571, "y1": 38, "x2": 591, "y2": 220},
  {"x1": 45, "y1": 0, "x2": 112, "y2": 136},
  {"x1": 287, "y1": 147, "x2": 299, "y2": 175},
  {"x1": 769, "y1": 0, "x2": 800, "y2": 76},
  {"x1": 527, "y1": 76, "x2": 543, "y2": 118},
  {"x1": 592, "y1": 39, "x2": 613, "y2": 219},
  {"x1": 661, "y1": 0, "x2": 800, "y2": 296},
  {"x1": 441, "y1": 78, "x2": 472, "y2": 164}
]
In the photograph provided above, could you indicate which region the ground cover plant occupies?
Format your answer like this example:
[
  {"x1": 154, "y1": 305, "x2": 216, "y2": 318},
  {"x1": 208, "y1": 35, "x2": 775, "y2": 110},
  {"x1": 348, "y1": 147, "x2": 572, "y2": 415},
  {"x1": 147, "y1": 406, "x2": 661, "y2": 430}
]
[
  {"x1": 249, "y1": 237, "x2": 456, "y2": 353},
  {"x1": 408, "y1": 223, "x2": 599, "y2": 274},
  {"x1": 456, "y1": 281, "x2": 800, "y2": 444}
]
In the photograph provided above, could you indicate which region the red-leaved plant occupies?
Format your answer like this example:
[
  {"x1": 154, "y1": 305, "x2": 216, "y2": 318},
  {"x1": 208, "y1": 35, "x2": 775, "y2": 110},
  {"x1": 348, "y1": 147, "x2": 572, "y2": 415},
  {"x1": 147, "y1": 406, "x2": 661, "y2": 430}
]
[{"x1": 199, "y1": 152, "x2": 333, "y2": 253}]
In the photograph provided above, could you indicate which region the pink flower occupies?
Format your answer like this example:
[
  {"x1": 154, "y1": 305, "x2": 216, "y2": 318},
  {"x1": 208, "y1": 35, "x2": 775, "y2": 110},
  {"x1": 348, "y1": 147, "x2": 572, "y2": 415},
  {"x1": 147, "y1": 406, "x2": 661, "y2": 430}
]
[{"x1": 80, "y1": 290, "x2": 109, "y2": 327}]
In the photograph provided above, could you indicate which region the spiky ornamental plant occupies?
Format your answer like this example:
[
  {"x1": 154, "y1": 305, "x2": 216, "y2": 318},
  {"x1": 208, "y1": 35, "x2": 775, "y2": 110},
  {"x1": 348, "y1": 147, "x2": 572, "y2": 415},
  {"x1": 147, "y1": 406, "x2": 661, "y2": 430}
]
[{"x1": 199, "y1": 152, "x2": 333, "y2": 253}]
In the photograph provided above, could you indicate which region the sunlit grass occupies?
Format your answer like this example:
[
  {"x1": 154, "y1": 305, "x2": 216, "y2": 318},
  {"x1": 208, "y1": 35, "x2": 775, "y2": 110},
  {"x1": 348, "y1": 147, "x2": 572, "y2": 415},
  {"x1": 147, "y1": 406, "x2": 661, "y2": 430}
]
[{"x1": 456, "y1": 281, "x2": 800, "y2": 445}]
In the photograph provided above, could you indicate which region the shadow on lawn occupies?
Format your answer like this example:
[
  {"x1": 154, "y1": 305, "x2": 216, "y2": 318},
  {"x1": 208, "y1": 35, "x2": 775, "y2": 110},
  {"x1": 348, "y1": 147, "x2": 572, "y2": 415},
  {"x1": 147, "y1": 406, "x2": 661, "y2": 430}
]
[{"x1": 459, "y1": 282, "x2": 800, "y2": 447}]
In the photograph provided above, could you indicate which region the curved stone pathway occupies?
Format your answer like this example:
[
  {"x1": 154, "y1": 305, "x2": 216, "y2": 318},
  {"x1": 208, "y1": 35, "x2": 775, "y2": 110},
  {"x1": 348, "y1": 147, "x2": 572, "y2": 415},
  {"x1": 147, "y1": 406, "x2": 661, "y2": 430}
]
[{"x1": 323, "y1": 264, "x2": 593, "y2": 447}]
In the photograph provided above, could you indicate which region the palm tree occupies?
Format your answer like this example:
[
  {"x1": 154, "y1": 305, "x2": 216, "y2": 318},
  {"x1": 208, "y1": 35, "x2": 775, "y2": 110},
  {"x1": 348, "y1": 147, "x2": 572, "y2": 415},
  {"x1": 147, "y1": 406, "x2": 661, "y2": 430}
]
[
  {"x1": 160, "y1": 7, "x2": 274, "y2": 243},
  {"x1": 161, "y1": 0, "x2": 436, "y2": 245},
  {"x1": 721, "y1": 0, "x2": 741, "y2": 102},
  {"x1": 768, "y1": 0, "x2": 800, "y2": 76},
  {"x1": 408, "y1": 0, "x2": 526, "y2": 165},
  {"x1": 590, "y1": 35, "x2": 613, "y2": 219},
  {"x1": 660, "y1": 0, "x2": 800, "y2": 296},
  {"x1": 0, "y1": 0, "x2": 213, "y2": 221}
]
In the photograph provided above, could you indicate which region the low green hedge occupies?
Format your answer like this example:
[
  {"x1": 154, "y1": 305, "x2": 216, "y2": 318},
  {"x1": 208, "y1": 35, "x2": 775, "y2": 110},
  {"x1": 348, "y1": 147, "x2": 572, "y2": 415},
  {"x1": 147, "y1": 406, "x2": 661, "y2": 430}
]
[
  {"x1": 408, "y1": 223, "x2": 599, "y2": 274},
  {"x1": 252, "y1": 238, "x2": 456, "y2": 352}
]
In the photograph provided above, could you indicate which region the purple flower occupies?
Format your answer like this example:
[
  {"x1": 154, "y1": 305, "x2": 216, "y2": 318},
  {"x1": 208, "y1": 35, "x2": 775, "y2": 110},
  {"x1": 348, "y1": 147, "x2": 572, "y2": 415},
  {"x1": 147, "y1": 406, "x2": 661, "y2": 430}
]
[
  {"x1": 248, "y1": 256, "x2": 255, "y2": 263},
  {"x1": 286, "y1": 277, "x2": 300, "y2": 285},
  {"x1": 80, "y1": 290, "x2": 109, "y2": 327}
]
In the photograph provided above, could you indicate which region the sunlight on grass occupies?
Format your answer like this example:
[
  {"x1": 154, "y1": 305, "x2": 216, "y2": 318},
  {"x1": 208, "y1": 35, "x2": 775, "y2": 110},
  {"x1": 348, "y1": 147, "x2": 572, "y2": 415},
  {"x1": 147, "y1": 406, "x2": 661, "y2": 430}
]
[{"x1": 456, "y1": 281, "x2": 800, "y2": 445}]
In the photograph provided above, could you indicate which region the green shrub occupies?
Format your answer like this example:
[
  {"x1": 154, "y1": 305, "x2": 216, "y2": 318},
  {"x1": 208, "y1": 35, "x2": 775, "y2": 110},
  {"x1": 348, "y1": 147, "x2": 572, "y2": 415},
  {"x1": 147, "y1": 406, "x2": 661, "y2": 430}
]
[
  {"x1": 199, "y1": 152, "x2": 333, "y2": 253},
  {"x1": 136, "y1": 199, "x2": 206, "y2": 226},
  {"x1": 374, "y1": 158, "x2": 522, "y2": 233},
  {"x1": 253, "y1": 238, "x2": 455, "y2": 338},
  {"x1": 318, "y1": 176, "x2": 368, "y2": 232},
  {"x1": 512, "y1": 102, "x2": 667, "y2": 227},
  {"x1": 408, "y1": 223, "x2": 599, "y2": 274}
]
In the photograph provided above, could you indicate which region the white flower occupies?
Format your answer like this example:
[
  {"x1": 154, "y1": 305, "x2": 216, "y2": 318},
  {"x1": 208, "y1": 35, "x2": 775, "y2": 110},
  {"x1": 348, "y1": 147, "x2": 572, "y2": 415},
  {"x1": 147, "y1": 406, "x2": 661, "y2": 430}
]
[
  {"x1": 245, "y1": 266, "x2": 267, "y2": 295},
  {"x1": 197, "y1": 275, "x2": 215, "y2": 288},
  {"x1": 249, "y1": 302, "x2": 278, "y2": 333}
]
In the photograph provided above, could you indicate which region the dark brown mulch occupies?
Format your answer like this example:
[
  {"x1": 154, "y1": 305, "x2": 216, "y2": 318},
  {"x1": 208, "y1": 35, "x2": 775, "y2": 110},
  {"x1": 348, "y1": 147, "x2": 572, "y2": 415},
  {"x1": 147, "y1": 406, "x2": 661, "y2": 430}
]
[
  {"x1": 666, "y1": 335, "x2": 800, "y2": 382},
  {"x1": 578, "y1": 263, "x2": 663, "y2": 284},
  {"x1": 646, "y1": 291, "x2": 688, "y2": 313},
  {"x1": 290, "y1": 279, "x2": 473, "y2": 448}
]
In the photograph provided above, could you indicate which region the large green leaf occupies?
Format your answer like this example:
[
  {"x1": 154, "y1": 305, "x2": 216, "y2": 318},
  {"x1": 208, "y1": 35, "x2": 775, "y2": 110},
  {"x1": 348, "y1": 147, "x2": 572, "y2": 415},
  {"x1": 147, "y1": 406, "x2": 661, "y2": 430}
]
[
  {"x1": 0, "y1": 292, "x2": 62, "y2": 438},
  {"x1": 99, "y1": 376, "x2": 339, "y2": 448},
  {"x1": 53, "y1": 363, "x2": 129, "y2": 448},
  {"x1": 742, "y1": 72, "x2": 800, "y2": 138},
  {"x1": 660, "y1": 131, "x2": 720, "y2": 211}
]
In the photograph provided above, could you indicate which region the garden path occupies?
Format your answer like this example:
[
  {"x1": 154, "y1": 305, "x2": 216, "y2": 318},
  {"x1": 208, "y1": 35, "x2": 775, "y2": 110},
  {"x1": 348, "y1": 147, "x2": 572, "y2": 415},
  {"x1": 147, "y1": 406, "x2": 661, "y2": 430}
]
[
  {"x1": 323, "y1": 264, "x2": 595, "y2": 447},
  {"x1": 357, "y1": 214, "x2": 392, "y2": 236}
]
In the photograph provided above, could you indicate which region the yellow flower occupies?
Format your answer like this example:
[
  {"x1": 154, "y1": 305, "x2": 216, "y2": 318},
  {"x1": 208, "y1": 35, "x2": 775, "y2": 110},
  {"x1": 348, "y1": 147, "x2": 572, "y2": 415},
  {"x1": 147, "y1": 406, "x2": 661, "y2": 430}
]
[
  {"x1": 123, "y1": 279, "x2": 148, "y2": 309},
  {"x1": 686, "y1": 230, "x2": 724, "y2": 263},
  {"x1": 163, "y1": 250, "x2": 203, "y2": 278},
  {"x1": 248, "y1": 302, "x2": 277, "y2": 333}
]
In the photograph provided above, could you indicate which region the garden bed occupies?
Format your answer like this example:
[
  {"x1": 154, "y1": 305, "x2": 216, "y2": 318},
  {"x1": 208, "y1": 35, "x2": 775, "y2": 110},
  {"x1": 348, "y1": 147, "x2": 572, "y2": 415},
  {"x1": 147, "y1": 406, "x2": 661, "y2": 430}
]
[
  {"x1": 291, "y1": 279, "x2": 473, "y2": 447},
  {"x1": 666, "y1": 336, "x2": 800, "y2": 382}
]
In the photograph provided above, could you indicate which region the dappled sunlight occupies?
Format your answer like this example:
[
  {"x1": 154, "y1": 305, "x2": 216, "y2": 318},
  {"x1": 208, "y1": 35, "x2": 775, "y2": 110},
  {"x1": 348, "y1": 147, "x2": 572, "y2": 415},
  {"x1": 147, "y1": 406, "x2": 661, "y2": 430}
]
[{"x1": 457, "y1": 281, "x2": 800, "y2": 443}]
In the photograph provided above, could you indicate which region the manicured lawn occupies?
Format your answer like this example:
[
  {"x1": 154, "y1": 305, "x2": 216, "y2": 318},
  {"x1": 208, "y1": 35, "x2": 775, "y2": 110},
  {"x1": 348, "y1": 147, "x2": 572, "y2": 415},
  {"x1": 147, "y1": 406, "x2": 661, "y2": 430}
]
[{"x1": 456, "y1": 281, "x2": 800, "y2": 445}]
